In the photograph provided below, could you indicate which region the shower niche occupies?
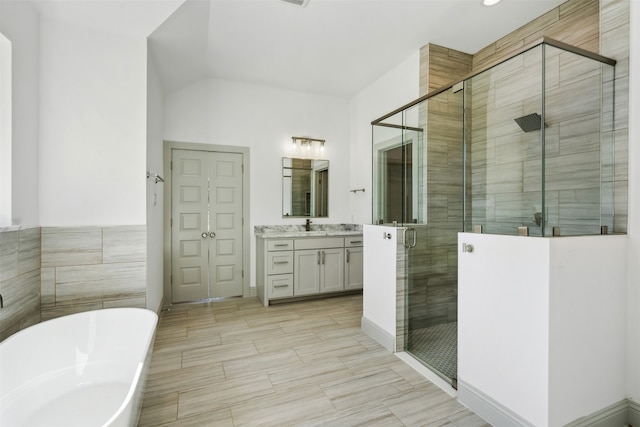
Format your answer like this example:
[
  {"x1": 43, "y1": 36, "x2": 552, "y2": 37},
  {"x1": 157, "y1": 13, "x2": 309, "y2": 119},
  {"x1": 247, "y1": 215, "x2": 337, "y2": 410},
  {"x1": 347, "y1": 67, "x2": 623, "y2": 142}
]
[{"x1": 371, "y1": 38, "x2": 620, "y2": 388}]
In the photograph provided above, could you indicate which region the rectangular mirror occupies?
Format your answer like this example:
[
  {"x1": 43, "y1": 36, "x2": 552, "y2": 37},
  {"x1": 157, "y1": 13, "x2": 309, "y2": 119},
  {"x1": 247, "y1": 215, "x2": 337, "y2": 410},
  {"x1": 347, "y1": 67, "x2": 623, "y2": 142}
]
[{"x1": 282, "y1": 158, "x2": 329, "y2": 217}]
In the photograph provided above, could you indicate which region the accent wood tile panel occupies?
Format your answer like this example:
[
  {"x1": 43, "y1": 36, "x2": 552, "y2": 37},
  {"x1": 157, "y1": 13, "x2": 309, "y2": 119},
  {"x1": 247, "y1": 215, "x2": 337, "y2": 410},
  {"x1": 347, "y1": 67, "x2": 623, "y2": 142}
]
[
  {"x1": 0, "y1": 230, "x2": 18, "y2": 282},
  {"x1": 0, "y1": 269, "x2": 41, "y2": 342},
  {"x1": 103, "y1": 225, "x2": 146, "y2": 263},
  {"x1": 54, "y1": 261, "x2": 145, "y2": 303},
  {"x1": 18, "y1": 227, "x2": 40, "y2": 275},
  {"x1": 40, "y1": 267, "x2": 56, "y2": 304},
  {"x1": 41, "y1": 227, "x2": 102, "y2": 267},
  {"x1": 0, "y1": 228, "x2": 42, "y2": 341}
]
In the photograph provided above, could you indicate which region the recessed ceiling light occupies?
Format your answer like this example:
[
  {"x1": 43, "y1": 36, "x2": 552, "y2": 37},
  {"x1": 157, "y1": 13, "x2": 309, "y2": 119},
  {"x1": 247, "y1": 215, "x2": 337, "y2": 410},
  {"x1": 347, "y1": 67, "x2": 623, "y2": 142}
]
[{"x1": 483, "y1": 0, "x2": 502, "y2": 6}]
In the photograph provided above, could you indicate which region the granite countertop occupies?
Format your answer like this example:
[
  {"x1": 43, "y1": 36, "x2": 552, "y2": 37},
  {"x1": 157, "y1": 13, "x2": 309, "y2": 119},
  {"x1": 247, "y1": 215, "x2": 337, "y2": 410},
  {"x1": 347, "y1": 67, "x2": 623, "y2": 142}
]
[{"x1": 255, "y1": 224, "x2": 362, "y2": 238}]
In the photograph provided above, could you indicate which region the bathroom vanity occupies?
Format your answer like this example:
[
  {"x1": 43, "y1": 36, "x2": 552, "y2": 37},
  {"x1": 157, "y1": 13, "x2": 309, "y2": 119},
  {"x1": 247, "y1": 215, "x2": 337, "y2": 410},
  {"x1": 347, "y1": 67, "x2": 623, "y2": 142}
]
[{"x1": 255, "y1": 226, "x2": 363, "y2": 306}]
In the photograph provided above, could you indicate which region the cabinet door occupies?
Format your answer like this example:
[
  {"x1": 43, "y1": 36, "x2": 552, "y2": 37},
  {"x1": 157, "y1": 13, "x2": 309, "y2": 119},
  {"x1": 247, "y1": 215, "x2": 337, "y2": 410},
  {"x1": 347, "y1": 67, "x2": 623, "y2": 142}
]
[
  {"x1": 294, "y1": 249, "x2": 320, "y2": 295},
  {"x1": 320, "y1": 248, "x2": 344, "y2": 293},
  {"x1": 345, "y1": 247, "x2": 363, "y2": 290}
]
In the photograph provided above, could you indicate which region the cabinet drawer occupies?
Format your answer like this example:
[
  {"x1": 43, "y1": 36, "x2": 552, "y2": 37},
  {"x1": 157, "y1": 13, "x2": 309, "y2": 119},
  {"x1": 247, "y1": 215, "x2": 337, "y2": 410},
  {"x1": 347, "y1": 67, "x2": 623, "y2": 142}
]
[
  {"x1": 267, "y1": 252, "x2": 293, "y2": 274},
  {"x1": 267, "y1": 240, "x2": 294, "y2": 251},
  {"x1": 294, "y1": 237, "x2": 344, "y2": 250},
  {"x1": 345, "y1": 236, "x2": 363, "y2": 247},
  {"x1": 268, "y1": 274, "x2": 294, "y2": 298}
]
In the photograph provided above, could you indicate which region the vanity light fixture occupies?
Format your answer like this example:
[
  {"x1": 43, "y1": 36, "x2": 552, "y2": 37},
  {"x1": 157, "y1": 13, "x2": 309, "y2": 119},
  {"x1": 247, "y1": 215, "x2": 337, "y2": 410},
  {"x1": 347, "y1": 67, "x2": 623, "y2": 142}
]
[{"x1": 291, "y1": 137, "x2": 326, "y2": 154}]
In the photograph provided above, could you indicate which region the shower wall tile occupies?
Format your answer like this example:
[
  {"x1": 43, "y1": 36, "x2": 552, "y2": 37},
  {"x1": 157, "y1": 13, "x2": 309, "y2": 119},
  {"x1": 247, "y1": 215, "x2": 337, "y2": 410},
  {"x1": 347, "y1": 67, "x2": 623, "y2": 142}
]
[
  {"x1": 40, "y1": 225, "x2": 147, "y2": 320},
  {"x1": 601, "y1": 0, "x2": 629, "y2": 233},
  {"x1": 395, "y1": 238, "x2": 407, "y2": 353},
  {"x1": 473, "y1": 0, "x2": 599, "y2": 70},
  {"x1": 0, "y1": 228, "x2": 41, "y2": 342}
]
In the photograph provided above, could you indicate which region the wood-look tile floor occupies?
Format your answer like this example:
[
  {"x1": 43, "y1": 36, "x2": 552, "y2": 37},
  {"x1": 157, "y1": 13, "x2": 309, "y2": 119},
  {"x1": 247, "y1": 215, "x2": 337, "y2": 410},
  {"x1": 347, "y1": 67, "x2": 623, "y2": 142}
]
[{"x1": 138, "y1": 294, "x2": 490, "y2": 426}]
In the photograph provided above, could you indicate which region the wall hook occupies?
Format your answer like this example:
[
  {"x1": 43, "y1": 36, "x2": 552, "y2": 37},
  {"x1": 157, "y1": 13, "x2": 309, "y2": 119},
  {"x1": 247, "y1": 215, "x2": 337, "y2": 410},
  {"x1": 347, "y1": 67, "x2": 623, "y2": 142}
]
[{"x1": 146, "y1": 172, "x2": 165, "y2": 184}]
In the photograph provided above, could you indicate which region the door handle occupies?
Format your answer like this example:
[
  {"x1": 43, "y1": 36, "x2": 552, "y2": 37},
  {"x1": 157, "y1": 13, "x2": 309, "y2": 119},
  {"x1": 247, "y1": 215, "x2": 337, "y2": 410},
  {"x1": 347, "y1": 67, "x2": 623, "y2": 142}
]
[
  {"x1": 402, "y1": 227, "x2": 417, "y2": 248},
  {"x1": 322, "y1": 251, "x2": 325, "y2": 265},
  {"x1": 209, "y1": 232, "x2": 216, "y2": 238},
  {"x1": 202, "y1": 232, "x2": 208, "y2": 238},
  {"x1": 346, "y1": 249, "x2": 350, "y2": 263}
]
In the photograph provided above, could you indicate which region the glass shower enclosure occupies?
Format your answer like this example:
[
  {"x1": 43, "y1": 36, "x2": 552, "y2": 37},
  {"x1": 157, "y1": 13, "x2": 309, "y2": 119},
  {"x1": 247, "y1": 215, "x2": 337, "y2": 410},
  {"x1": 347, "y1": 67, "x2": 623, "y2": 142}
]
[{"x1": 371, "y1": 38, "x2": 617, "y2": 388}]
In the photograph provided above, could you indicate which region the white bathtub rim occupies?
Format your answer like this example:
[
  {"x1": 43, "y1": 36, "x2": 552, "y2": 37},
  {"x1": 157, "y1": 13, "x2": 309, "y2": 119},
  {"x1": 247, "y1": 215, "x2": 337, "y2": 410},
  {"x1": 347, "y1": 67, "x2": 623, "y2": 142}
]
[
  {"x1": 0, "y1": 307, "x2": 158, "y2": 427},
  {"x1": 0, "y1": 307, "x2": 158, "y2": 345}
]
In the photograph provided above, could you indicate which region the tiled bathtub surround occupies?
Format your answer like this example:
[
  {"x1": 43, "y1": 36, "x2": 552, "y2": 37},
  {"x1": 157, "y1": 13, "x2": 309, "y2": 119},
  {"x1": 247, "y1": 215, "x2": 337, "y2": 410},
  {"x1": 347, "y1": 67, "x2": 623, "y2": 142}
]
[
  {"x1": 40, "y1": 225, "x2": 147, "y2": 321},
  {"x1": 0, "y1": 227, "x2": 41, "y2": 342}
]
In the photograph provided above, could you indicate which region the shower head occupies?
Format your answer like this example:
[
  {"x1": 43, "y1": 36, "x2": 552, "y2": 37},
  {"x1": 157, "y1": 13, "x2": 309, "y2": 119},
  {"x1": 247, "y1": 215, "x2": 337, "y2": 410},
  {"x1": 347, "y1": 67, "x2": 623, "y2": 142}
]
[{"x1": 514, "y1": 113, "x2": 547, "y2": 133}]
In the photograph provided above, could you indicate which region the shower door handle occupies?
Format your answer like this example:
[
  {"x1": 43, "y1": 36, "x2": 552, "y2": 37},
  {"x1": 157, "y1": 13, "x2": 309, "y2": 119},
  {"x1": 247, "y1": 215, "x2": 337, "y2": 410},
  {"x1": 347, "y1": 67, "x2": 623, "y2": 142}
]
[{"x1": 402, "y1": 227, "x2": 417, "y2": 249}]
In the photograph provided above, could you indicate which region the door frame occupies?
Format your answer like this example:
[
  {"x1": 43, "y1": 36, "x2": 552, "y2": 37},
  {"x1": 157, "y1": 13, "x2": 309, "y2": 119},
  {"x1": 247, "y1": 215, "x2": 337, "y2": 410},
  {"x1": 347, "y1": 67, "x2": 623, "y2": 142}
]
[{"x1": 163, "y1": 140, "x2": 251, "y2": 304}]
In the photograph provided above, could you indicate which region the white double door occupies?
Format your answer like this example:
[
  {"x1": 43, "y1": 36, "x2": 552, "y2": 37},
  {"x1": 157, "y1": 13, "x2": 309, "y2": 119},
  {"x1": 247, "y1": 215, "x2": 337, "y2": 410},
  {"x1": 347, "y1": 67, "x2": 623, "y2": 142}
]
[{"x1": 171, "y1": 149, "x2": 243, "y2": 302}]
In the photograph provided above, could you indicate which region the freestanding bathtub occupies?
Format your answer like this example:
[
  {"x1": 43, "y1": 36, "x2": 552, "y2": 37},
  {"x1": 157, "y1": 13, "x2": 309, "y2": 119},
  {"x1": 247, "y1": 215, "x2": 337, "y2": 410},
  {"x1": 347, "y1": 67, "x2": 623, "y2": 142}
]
[{"x1": 0, "y1": 308, "x2": 158, "y2": 427}]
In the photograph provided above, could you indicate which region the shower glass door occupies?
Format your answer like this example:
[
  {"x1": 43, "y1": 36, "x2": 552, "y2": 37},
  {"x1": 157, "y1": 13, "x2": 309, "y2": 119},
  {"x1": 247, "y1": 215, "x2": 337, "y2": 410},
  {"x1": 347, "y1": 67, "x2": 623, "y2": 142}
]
[{"x1": 372, "y1": 85, "x2": 462, "y2": 387}]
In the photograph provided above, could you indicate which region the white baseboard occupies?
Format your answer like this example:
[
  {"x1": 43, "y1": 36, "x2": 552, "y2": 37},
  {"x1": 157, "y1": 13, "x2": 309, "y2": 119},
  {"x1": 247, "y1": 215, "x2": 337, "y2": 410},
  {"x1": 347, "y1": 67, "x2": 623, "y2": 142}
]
[
  {"x1": 629, "y1": 399, "x2": 640, "y2": 426},
  {"x1": 458, "y1": 381, "x2": 635, "y2": 427},
  {"x1": 564, "y1": 399, "x2": 630, "y2": 427},
  {"x1": 361, "y1": 316, "x2": 395, "y2": 352},
  {"x1": 457, "y1": 379, "x2": 535, "y2": 427}
]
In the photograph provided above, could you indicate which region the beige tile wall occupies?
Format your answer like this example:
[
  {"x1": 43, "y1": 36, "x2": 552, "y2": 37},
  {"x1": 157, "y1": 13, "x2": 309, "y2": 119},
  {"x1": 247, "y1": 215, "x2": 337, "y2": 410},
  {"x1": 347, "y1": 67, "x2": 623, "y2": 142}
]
[
  {"x1": 402, "y1": 0, "x2": 629, "y2": 333},
  {"x1": 40, "y1": 225, "x2": 147, "y2": 321},
  {"x1": 601, "y1": 0, "x2": 630, "y2": 233},
  {"x1": 473, "y1": 0, "x2": 600, "y2": 70},
  {"x1": 0, "y1": 228, "x2": 41, "y2": 342},
  {"x1": 467, "y1": 44, "x2": 615, "y2": 236}
]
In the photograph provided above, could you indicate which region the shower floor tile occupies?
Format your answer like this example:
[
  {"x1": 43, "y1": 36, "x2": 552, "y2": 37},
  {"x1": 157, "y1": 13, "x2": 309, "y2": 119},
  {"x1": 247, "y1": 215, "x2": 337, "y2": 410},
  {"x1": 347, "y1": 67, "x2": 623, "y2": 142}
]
[{"x1": 407, "y1": 321, "x2": 457, "y2": 381}]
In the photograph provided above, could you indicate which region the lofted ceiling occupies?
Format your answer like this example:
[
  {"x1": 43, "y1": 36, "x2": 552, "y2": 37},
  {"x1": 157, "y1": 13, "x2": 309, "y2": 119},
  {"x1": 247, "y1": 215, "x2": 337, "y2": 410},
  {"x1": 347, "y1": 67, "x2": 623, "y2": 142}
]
[
  {"x1": 29, "y1": 0, "x2": 569, "y2": 97},
  {"x1": 148, "y1": 0, "x2": 567, "y2": 97}
]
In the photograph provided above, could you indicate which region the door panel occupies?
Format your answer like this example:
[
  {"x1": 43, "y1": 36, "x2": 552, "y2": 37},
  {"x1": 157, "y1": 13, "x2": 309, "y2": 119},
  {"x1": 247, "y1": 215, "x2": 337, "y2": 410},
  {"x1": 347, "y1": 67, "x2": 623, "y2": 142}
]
[
  {"x1": 294, "y1": 249, "x2": 320, "y2": 295},
  {"x1": 171, "y1": 149, "x2": 244, "y2": 302},
  {"x1": 209, "y1": 152, "x2": 243, "y2": 298},
  {"x1": 172, "y1": 150, "x2": 209, "y2": 302},
  {"x1": 320, "y1": 248, "x2": 344, "y2": 293}
]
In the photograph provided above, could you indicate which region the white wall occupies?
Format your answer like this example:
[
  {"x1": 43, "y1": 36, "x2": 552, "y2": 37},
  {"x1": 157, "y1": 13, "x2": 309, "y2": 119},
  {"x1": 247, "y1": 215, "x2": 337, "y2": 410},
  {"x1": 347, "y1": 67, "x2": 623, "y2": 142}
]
[
  {"x1": 627, "y1": 0, "x2": 640, "y2": 402},
  {"x1": 458, "y1": 233, "x2": 550, "y2": 426},
  {"x1": 38, "y1": 17, "x2": 147, "y2": 226},
  {"x1": 1, "y1": 0, "x2": 40, "y2": 227},
  {"x1": 548, "y1": 236, "x2": 627, "y2": 426},
  {"x1": 349, "y1": 51, "x2": 419, "y2": 224},
  {"x1": 362, "y1": 224, "x2": 397, "y2": 346},
  {"x1": 163, "y1": 78, "x2": 351, "y2": 287},
  {"x1": 458, "y1": 233, "x2": 627, "y2": 426},
  {"x1": 146, "y1": 49, "x2": 164, "y2": 312}
]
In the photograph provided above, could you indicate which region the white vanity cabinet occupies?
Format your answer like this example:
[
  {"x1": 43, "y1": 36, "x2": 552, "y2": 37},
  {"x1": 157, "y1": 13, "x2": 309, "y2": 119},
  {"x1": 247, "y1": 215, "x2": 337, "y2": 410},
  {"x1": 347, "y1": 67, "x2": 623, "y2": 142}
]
[
  {"x1": 294, "y1": 237, "x2": 345, "y2": 295},
  {"x1": 256, "y1": 234, "x2": 362, "y2": 306},
  {"x1": 344, "y1": 236, "x2": 363, "y2": 290},
  {"x1": 258, "y1": 239, "x2": 294, "y2": 302}
]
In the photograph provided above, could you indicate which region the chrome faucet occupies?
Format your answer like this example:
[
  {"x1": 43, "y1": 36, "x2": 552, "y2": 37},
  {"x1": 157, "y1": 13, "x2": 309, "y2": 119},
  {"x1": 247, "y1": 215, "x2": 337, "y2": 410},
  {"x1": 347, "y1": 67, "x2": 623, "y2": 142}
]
[{"x1": 305, "y1": 218, "x2": 312, "y2": 231}]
